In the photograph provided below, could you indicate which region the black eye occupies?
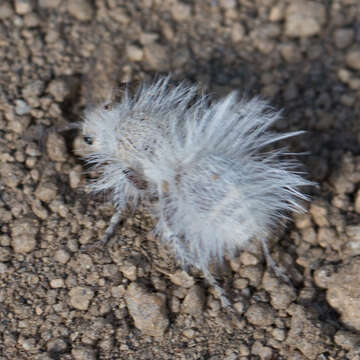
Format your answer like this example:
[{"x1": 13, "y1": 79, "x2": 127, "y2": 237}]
[{"x1": 83, "y1": 136, "x2": 94, "y2": 145}]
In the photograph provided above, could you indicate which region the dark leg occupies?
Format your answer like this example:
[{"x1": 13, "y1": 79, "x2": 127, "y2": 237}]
[
  {"x1": 101, "y1": 210, "x2": 122, "y2": 247},
  {"x1": 260, "y1": 238, "x2": 291, "y2": 284},
  {"x1": 81, "y1": 209, "x2": 123, "y2": 252}
]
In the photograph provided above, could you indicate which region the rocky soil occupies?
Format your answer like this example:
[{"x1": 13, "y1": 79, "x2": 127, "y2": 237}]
[{"x1": 1, "y1": 0, "x2": 360, "y2": 359}]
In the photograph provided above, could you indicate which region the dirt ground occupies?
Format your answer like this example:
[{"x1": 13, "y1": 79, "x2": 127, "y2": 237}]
[{"x1": 1, "y1": 0, "x2": 360, "y2": 359}]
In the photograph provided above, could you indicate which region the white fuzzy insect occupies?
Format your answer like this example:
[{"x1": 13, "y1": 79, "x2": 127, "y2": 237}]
[{"x1": 78, "y1": 77, "x2": 310, "y2": 306}]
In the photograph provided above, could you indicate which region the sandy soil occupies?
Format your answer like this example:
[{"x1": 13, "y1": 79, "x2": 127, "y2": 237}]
[{"x1": 1, "y1": 0, "x2": 360, "y2": 359}]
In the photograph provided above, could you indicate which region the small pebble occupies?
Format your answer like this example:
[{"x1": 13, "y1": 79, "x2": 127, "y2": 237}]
[
  {"x1": 231, "y1": 23, "x2": 245, "y2": 43},
  {"x1": 233, "y1": 301, "x2": 245, "y2": 314},
  {"x1": 15, "y1": 100, "x2": 30, "y2": 115},
  {"x1": 0, "y1": 3, "x2": 13, "y2": 19},
  {"x1": 47, "y1": 79, "x2": 69, "y2": 102},
  {"x1": 269, "y1": 3, "x2": 286, "y2": 22},
  {"x1": 46, "y1": 133, "x2": 67, "y2": 162},
  {"x1": 68, "y1": 286, "x2": 94, "y2": 310},
  {"x1": 35, "y1": 182, "x2": 57, "y2": 202},
  {"x1": 12, "y1": 235, "x2": 37, "y2": 254},
  {"x1": 251, "y1": 341, "x2": 273, "y2": 360},
  {"x1": 170, "y1": 2, "x2": 191, "y2": 22},
  {"x1": 169, "y1": 270, "x2": 195, "y2": 288},
  {"x1": 126, "y1": 44, "x2": 144, "y2": 62},
  {"x1": 125, "y1": 283, "x2": 169, "y2": 337},
  {"x1": 182, "y1": 285, "x2": 205, "y2": 315},
  {"x1": 67, "y1": 0, "x2": 93, "y2": 21},
  {"x1": 38, "y1": 0, "x2": 61, "y2": 8},
  {"x1": 310, "y1": 200, "x2": 329, "y2": 227},
  {"x1": 285, "y1": 1, "x2": 326, "y2": 38},
  {"x1": 346, "y1": 49, "x2": 360, "y2": 71},
  {"x1": 119, "y1": 263, "x2": 137, "y2": 281},
  {"x1": 183, "y1": 329, "x2": 195, "y2": 338},
  {"x1": 47, "y1": 338, "x2": 67, "y2": 353},
  {"x1": 334, "y1": 330, "x2": 360, "y2": 351},
  {"x1": 54, "y1": 249, "x2": 71, "y2": 264},
  {"x1": 72, "y1": 347, "x2": 96, "y2": 360},
  {"x1": 239, "y1": 252, "x2": 259, "y2": 266},
  {"x1": 15, "y1": 0, "x2": 33, "y2": 15},
  {"x1": 245, "y1": 303, "x2": 275, "y2": 327},
  {"x1": 333, "y1": 28, "x2": 354, "y2": 49},
  {"x1": 0, "y1": 247, "x2": 11, "y2": 262},
  {"x1": 31, "y1": 199, "x2": 49, "y2": 220},
  {"x1": 50, "y1": 278, "x2": 64, "y2": 288},
  {"x1": 11, "y1": 218, "x2": 39, "y2": 254}
]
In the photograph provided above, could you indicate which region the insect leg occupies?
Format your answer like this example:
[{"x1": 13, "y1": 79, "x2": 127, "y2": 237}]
[
  {"x1": 202, "y1": 268, "x2": 232, "y2": 309},
  {"x1": 101, "y1": 210, "x2": 123, "y2": 247},
  {"x1": 81, "y1": 208, "x2": 124, "y2": 252},
  {"x1": 260, "y1": 238, "x2": 291, "y2": 284}
]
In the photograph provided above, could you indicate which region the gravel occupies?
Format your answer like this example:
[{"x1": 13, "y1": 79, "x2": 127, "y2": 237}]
[
  {"x1": 14, "y1": 0, "x2": 34, "y2": 15},
  {"x1": 1, "y1": 0, "x2": 360, "y2": 358},
  {"x1": 124, "y1": 282, "x2": 169, "y2": 337},
  {"x1": 68, "y1": 286, "x2": 94, "y2": 311},
  {"x1": 245, "y1": 303, "x2": 276, "y2": 327},
  {"x1": 315, "y1": 257, "x2": 360, "y2": 331},
  {"x1": 169, "y1": 269, "x2": 195, "y2": 288},
  {"x1": 346, "y1": 48, "x2": 360, "y2": 71},
  {"x1": 46, "y1": 132, "x2": 68, "y2": 162},
  {"x1": 181, "y1": 285, "x2": 205, "y2": 316},
  {"x1": 285, "y1": 1, "x2": 326, "y2": 38},
  {"x1": 67, "y1": 0, "x2": 94, "y2": 22}
]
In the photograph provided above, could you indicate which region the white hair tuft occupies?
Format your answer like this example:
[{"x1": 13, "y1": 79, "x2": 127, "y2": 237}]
[{"x1": 79, "y1": 77, "x2": 312, "y2": 307}]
